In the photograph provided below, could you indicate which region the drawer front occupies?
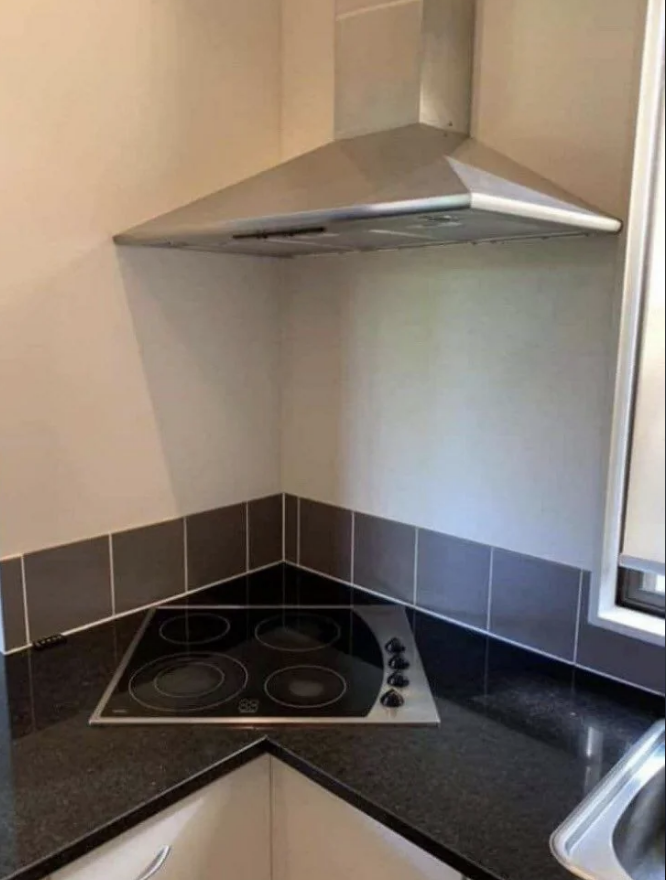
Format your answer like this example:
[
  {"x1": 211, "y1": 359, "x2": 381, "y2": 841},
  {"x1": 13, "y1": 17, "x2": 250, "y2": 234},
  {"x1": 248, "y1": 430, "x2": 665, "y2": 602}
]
[{"x1": 52, "y1": 756, "x2": 270, "y2": 880}]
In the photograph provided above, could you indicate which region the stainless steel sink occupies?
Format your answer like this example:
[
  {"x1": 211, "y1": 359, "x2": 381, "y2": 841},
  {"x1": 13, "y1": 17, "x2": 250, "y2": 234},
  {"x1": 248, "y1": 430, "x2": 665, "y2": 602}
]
[{"x1": 552, "y1": 720, "x2": 665, "y2": 880}]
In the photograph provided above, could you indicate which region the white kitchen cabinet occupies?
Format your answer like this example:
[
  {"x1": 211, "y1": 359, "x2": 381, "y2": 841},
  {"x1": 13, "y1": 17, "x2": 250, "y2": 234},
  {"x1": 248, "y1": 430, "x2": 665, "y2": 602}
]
[
  {"x1": 50, "y1": 756, "x2": 270, "y2": 880},
  {"x1": 271, "y1": 758, "x2": 462, "y2": 880},
  {"x1": 47, "y1": 755, "x2": 463, "y2": 880}
]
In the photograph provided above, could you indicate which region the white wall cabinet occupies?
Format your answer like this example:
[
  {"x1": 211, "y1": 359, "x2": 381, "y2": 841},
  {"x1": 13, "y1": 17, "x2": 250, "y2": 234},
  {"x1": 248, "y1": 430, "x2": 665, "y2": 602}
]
[
  {"x1": 271, "y1": 759, "x2": 462, "y2": 880},
  {"x1": 49, "y1": 756, "x2": 271, "y2": 880},
  {"x1": 48, "y1": 756, "x2": 463, "y2": 880}
]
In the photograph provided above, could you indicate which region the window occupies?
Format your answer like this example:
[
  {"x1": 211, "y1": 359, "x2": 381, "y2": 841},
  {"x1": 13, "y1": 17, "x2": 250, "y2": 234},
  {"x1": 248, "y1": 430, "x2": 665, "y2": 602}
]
[
  {"x1": 620, "y1": 569, "x2": 665, "y2": 617},
  {"x1": 593, "y1": 0, "x2": 665, "y2": 644}
]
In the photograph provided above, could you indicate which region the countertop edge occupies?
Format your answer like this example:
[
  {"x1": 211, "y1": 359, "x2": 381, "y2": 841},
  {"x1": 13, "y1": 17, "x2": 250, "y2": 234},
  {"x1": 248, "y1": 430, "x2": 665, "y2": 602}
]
[
  {"x1": 4, "y1": 739, "x2": 268, "y2": 880},
  {"x1": 264, "y1": 740, "x2": 501, "y2": 880},
  {"x1": 5, "y1": 735, "x2": 502, "y2": 880}
]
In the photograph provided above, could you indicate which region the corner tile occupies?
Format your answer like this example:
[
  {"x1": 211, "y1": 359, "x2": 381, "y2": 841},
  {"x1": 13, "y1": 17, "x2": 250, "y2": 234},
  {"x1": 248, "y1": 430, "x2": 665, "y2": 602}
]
[
  {"x1": 489, "y1": 549, "x2": 580, "y2": 661},
  {"x1": 299, "y1": 499, "x2": 352, "y2": 582},
  {"x1": 354, "y1": 513, "x2": 415, "y2": 604},
  {"x1": 248, "y1": 495, "x2": 283, "y2": 570},
  {"x1": 24, "y1": 537, "x2": 112, "y2": 642},
  {"x1": 0, "y1": 558, "x2": 28, "y2": 651},
  {"x1": 576, "y1": 575, "x2": 666, "y2": 695},
  {"x1": 112, "y1": 519, "x2": 185, "y2": 614},
  {"x1": 284, "y1": 495, "x2": 298, "y2": 564},
  {"x1": 416, "y1": 530, "x2": 491, "y2": 631},
  {"x1": 186, "y1": 504, "x2": 246, "y2": 590}
]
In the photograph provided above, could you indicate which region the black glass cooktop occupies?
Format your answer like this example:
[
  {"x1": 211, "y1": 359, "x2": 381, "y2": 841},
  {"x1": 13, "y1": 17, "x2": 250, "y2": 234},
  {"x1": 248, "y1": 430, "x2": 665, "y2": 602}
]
[{"x1": 91, "y1": 606, "x2": 439, "y2": 726}]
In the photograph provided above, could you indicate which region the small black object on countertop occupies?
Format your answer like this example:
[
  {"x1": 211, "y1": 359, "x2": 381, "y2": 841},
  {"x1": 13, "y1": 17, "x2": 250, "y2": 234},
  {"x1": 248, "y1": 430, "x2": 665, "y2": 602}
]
[
  {"x1": 31, "y1": 634, "x2": 67, "y2": 652},
  {"x1": 0, "y1": 563, "x2": 662, "y2": 880}
]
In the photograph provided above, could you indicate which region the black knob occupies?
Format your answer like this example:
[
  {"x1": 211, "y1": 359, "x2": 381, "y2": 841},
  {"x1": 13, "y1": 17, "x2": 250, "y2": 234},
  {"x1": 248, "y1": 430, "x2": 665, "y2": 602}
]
[
  {"x1": 387, "y1": 671, "x2": 410, "y2": 688},
  {"x1": 388, "y1": 654, "x2": 410, "y2": 671},
  {"x1": 380, "y1": 689, "x2": 405, "y2": 709},
  {"x1": 385, "y1": 638, "x2": 406, "y2": 654}
]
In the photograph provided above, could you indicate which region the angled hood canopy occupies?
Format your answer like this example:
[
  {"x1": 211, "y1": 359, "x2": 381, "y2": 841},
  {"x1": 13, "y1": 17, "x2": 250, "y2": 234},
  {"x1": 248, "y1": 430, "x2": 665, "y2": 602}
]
[{"x1": 115, "y1": 0, "x2": 621, "y2": 258}]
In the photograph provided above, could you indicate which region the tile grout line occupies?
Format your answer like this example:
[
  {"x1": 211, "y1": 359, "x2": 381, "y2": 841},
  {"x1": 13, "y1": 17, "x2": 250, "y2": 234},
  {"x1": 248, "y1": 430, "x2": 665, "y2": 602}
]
[
  {"x1": 281, "y1": 493, "x2": 286, "y2": 562},
  {"x1": 19, "y1": 555, "x2": 31, "y2": 646},
  {"x1": 412, "y1": 528, "x2": 419, "y2": 606},
  {"x1": 573, "y1": 569, "x2": 585, "y2": 665},
  {"x1": 245, "y1": 502, "x2": 251, "y2": 574},
  {"x1": 350, "y1": 510, "x2": 356, "y2": 586},
  {"x1": 183, "y1": 518, "x2": 189, "y2": 593},
  {"x1": 486, "y1": 547, "x2": 495, "y2": 632},
  {"x1": 108, "y1": 535, "x2": 116, "y2": 618}
]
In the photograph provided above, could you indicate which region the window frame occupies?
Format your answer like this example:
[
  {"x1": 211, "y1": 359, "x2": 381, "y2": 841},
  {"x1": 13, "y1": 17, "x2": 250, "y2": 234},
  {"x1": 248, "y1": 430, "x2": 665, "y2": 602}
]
[
  {"x1": 591, "y1": 0, "x2": 665, "y2": 646},
  {"x1": 618, "y1": 569, "x2": 665, "y2": 618}
]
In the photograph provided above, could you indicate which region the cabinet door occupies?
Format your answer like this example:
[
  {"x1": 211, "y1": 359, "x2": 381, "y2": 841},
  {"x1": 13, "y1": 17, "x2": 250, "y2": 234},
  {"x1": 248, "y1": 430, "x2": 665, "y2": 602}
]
[
  {"x1": 271, "y1": 759, "x2": 461, "y2": 880},
  {"x1": 52, "y1": 756, "x2": 270, "y2": 880}
]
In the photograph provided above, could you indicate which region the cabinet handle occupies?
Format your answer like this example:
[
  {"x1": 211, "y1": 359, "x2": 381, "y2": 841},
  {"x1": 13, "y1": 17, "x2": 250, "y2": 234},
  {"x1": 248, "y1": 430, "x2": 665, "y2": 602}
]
[{"x1": 134, "y1": 846, "x2": 171, "y2": 880}]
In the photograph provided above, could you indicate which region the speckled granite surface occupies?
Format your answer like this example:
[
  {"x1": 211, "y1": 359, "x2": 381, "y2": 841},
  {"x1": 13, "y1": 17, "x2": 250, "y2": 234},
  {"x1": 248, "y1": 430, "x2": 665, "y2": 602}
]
[{"x1": 0, "y1": 565, "x2": 662, "y2": 880}]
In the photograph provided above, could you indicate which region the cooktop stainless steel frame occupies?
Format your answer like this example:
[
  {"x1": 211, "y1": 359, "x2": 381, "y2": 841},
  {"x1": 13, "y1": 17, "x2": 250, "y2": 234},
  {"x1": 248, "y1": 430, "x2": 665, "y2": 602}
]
[{"x1": 90, "y1": 605, "x2": 439, "y2": 727}]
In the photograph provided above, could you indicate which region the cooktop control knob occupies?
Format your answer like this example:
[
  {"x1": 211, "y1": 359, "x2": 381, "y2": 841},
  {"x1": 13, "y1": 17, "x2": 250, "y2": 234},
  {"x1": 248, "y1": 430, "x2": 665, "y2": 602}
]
[
  {"x1": 385, "y1": 637, "x2": 406, "y2": 654},
  {"x1": 380, "y1": 689, "x2": 405, "y2": 709},
  {"x1": 387, "y1": 671, "x2": 410, "y2": 689},
  {"x1": 388, "y1": 654, "x2": 410, "y2": 671}
]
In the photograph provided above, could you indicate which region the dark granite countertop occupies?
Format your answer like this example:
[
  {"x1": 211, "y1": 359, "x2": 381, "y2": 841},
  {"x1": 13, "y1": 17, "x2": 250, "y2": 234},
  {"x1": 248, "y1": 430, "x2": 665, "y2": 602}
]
[{"x1": 0, "y1": 564, "x2": 663, "y2": 880}]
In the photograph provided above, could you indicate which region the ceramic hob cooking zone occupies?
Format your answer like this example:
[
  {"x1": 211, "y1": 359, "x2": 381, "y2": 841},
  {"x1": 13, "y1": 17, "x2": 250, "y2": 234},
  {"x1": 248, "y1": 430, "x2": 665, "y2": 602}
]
[{"x1": 91, "y1": 606, "x2": 439, "y2": 726}]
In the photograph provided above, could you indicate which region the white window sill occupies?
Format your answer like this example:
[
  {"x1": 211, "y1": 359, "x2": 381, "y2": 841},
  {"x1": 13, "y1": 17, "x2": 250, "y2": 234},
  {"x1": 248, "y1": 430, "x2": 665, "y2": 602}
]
[{"x1": 595, "y1": 605, "x2": 665, "y2": 646}]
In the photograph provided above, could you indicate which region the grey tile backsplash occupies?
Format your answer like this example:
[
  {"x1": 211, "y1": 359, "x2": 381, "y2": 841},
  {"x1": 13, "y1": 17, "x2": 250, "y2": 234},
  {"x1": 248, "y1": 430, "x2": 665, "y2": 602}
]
[
  {"x1": 24, "y1": 537, "x2": 113, "y2": 642},
  {"x1": 0, "y1": 558, "x2": 27, "y2": 651},
  {"x1": 293, "y1": 496, "x2": 665, "y2": 696},
  {"x1": 186, "y1": 503, "x2": 246, "y2": 590},
  {"x1": 416, "y1": 530, "x2": 491, "y2": 631},
  {"x1": 299, "y1": 499, "x2": 352, "y2": 582},
  {"x1": 0, "y1": 495, "x2": 282, "y2": 651},
  {"x1": 2, "y1": 492, "x2": 663, "y2": 698},
  {"x1": 113, "y1": 519, "x2": 185, "y2": 614},
  {"x1": 248, "y1": 495, "x2": 283, "y2": 570},
  {"x1": 284, "y1": 494, "x2": 298, "y2": 564},
  {"x1": 354, "y1": 513, "x2": 416, "y2": 604},
  {"x1": 489, "y1": 550, "x2": 581, "y2": 661}
]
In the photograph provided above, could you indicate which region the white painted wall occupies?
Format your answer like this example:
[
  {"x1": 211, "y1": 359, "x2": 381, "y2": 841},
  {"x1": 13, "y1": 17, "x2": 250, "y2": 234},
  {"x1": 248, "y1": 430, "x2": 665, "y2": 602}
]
[
  {"x1": 0, "y1": 0, "x2": 282, "y2": 557},
  {"x1": 281, "y1": 0, "x2": 647, "y2": 570},
  {"x1": 281, "y1": 238, "x2": 619, "y2": 569},
  {"x1": 281, "y1": 0, "x2": 335, "y2": 160},
  {"x1": 0, "y1": 0, "x2": 647, "y2": 574},
  {"x1": 473, "y1": 0, "x2": 647, "y2": 220}
]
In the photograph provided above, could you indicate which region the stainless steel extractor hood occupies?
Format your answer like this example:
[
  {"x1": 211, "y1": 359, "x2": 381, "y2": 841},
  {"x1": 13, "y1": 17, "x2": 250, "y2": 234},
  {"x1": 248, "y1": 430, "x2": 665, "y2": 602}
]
[{"x1": 114, "y1": 0, "x2": 622, "y2": 258}]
